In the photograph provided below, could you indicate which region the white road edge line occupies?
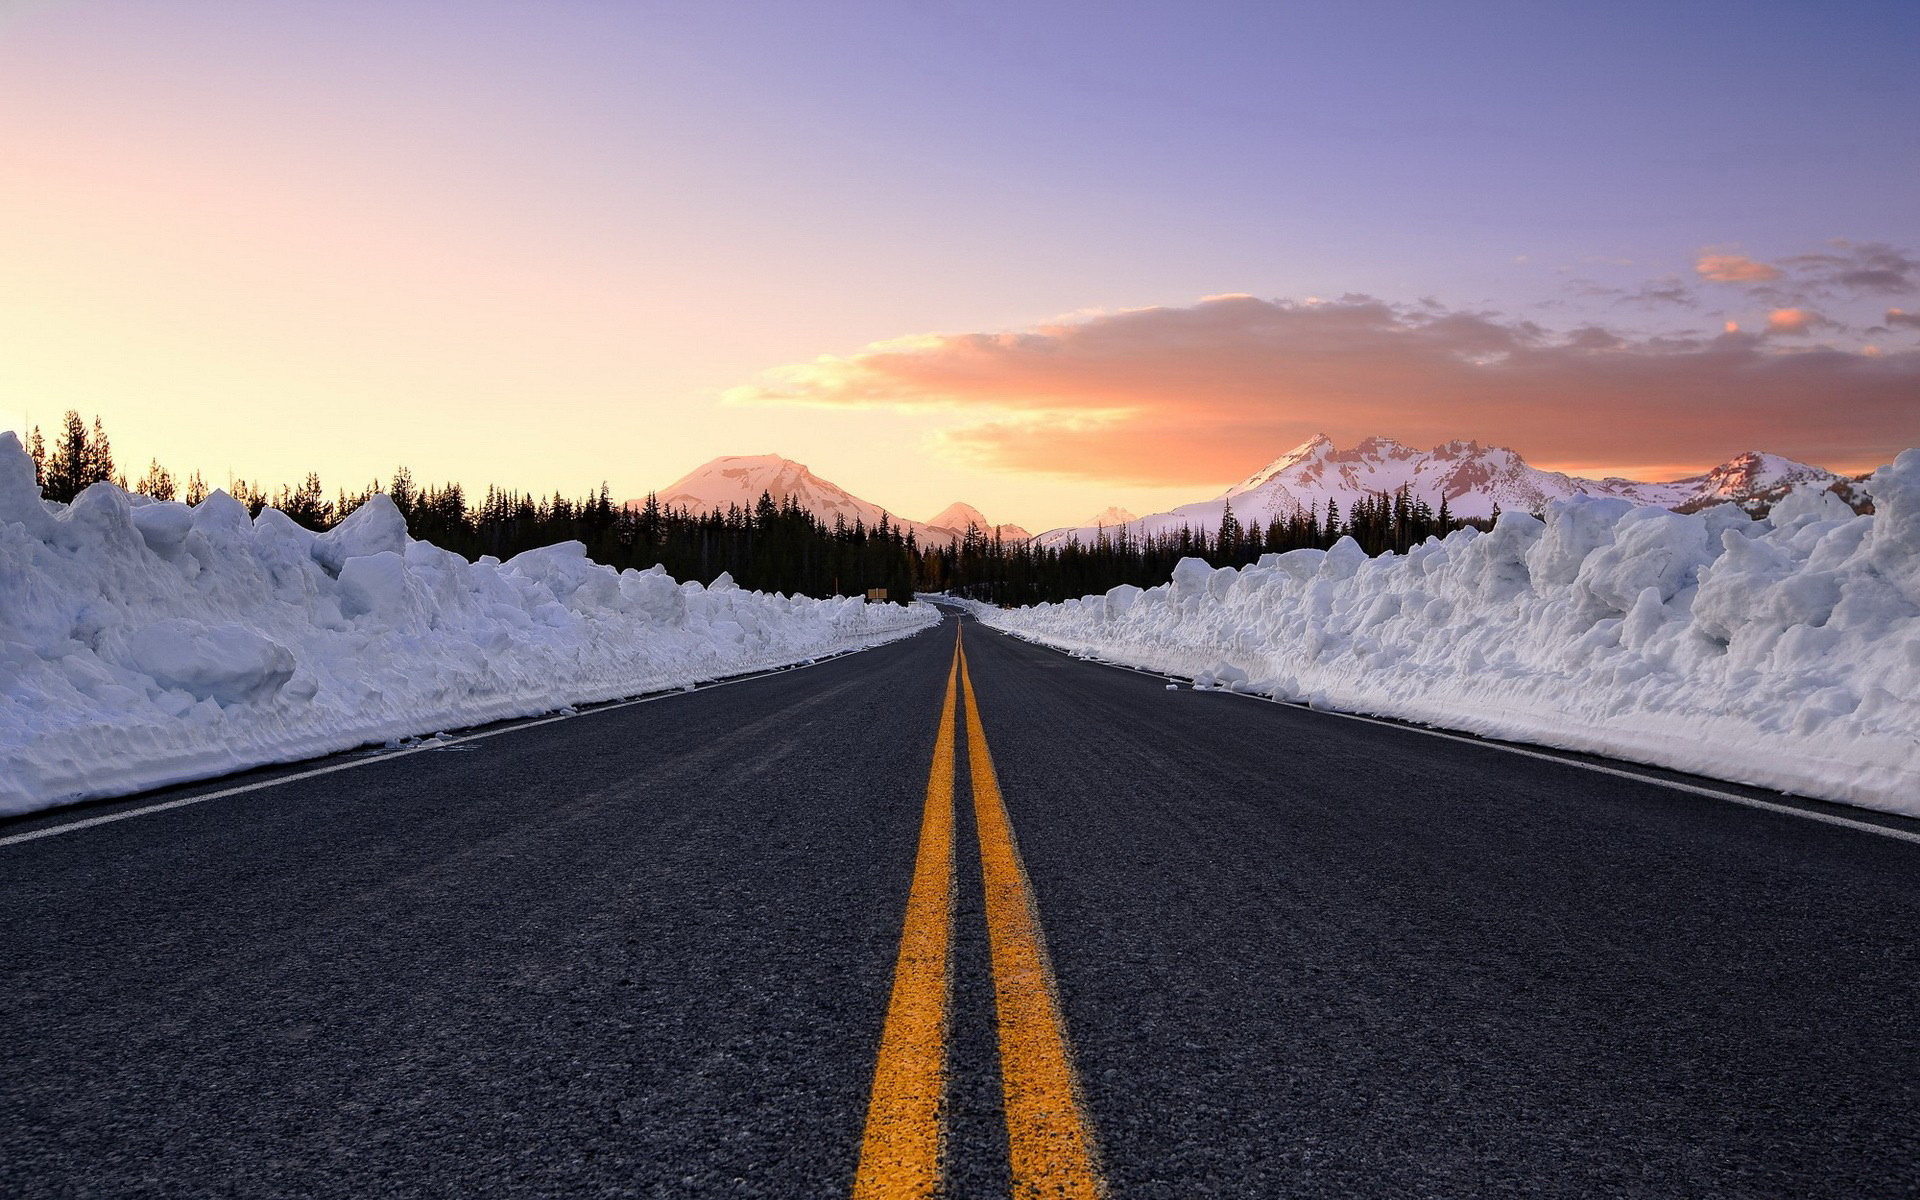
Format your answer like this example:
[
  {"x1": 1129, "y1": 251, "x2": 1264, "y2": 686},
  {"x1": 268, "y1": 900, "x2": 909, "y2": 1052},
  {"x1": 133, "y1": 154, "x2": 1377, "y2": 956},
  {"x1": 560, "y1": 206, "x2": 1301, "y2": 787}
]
[
  {"x1": 0, "y1": 629, "x2": 931, "y2": 850},
  {"x1": 966, "y1": 617, "x2": 1920, "y2": 848}
]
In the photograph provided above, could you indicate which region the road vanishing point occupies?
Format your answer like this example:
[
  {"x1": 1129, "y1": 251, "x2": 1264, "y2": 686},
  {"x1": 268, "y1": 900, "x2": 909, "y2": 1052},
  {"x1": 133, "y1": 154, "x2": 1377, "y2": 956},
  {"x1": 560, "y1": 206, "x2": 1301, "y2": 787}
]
[{"x1": 5, "y1": 610, "x2": 1917, "y2": 1197}]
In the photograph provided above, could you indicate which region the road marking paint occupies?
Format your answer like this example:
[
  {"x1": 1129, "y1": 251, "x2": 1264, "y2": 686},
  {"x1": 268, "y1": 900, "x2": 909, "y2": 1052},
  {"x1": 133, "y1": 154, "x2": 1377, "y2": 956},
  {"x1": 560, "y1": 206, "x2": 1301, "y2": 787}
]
[
  {"x1": 960, "y1": 641, "x2": 1105, "y2": 1200},
  {"x1": 853, "y1": 633, "x2": 961, "y2": 1199},
  {"x1": 0, "y1": 633, "x2": 930, "y2": 850}
]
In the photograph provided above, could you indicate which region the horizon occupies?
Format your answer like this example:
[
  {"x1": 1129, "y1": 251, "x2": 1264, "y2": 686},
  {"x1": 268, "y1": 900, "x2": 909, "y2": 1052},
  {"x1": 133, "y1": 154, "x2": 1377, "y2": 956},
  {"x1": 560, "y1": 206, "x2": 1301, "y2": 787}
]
[
  {"x1": 3, "y1": 1, "x2": 1916, "y2": 531},
  {"x1": 0, "y1": 420, "x2": 1873, "y2": 536}
]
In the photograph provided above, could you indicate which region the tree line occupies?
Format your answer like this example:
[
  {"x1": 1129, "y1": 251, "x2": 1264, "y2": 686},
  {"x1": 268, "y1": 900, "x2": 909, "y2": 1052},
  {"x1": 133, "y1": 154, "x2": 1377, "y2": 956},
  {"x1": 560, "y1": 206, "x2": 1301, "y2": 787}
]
[
  {"x1": 928, "y1": 491, "x2": 1483, "y2": 606},
  {"x1": 20, "y1": 411, "x2": 918, "y2": 602},
  {"x1": 19, "y1": 410, "x2": 1479, "y2": 606}
]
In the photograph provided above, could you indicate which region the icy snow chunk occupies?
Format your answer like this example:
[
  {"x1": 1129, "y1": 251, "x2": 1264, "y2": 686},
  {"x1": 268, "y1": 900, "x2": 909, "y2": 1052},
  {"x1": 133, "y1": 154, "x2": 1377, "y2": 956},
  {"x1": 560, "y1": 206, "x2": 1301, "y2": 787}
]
[
  {"x1": 0, "y1": 432, "x2": 57, "y2": 537},
  {"x1": 1266, "y1": 547, "x2": 1326, "y2": 583},
  {"x1": 1319, "y1": 537, "x2": 1368, "y2": 581},
  {"x1": 505, "y1": 541, "x2": 620, "y2": 609},
  {"x1": 1575, "y1": 507, "x2": 1709, "y2": 613},
  {"x1": 619, "y1": 567, "x2": 685, "y2": 622},
  {"x1": 336, "y1": 552, "x2": 414, "y2": 621},
  {"x1": 192, "y1": 490, "x2": 254, "y2": 539},
  {"x1": 1207, "y1": 565, "x2": 1239, "y2": 601},
  {"x1": 1527, "y1": 495, "x2": 1632, "y2": 589},
  {"x1": 1865, "y1": 449, "x2": 1920, "y2": 605},
  {"x1": 1771, "y1": 482, "x2": 1854, "y2": 527},
  {"x1": 1698, "y1": 502, "x2": 1755, "y2": 546},
  {"x1": 1104, "y1": 583, "x2": 1142, "y2": 619},
  {"x1": 131, "y1": 502, "x2": 194, "y2": 556},
  {"x1": 126, "y1": 619, "x2": 295, "y2": 705},
  {"x1": 1196, "y1": 662, "x2": 1249, "y2": 691},
  {"x1": 312, "y1": 494, "x2": 408, "y2": 574},
  {"x1": 1171, "y1": 556, "x2": 1214, "y2": 599}
]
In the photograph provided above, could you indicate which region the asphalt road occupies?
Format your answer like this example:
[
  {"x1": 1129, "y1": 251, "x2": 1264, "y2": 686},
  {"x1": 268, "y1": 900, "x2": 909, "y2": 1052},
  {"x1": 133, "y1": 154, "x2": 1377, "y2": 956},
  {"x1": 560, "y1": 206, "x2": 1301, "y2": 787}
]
[{"x1": 4, "y1": 610, "x2": 1917, "y2": 1197}]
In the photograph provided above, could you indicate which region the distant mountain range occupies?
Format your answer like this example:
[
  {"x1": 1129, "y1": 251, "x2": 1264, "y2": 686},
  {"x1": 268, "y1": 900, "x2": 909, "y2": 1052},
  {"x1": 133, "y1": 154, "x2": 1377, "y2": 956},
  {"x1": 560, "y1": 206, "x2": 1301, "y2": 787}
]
[
  {"x1": 630, "y1": 454, "x2": 1028, "y2": 546},
  {"x1": 634, "y1": 439, "x2": 1849, "y2": 550},
  {"x1": 1035, "y1": 435, "x2": 1846, "y2": 546}
]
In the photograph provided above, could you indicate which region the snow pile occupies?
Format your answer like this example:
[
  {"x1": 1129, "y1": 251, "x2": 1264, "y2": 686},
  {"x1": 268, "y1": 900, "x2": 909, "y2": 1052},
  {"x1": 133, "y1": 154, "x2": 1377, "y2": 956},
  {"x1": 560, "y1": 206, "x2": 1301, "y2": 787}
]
[
  {"x1": 984, "y1": 453, "x2": 1920, "y2": 818},
  {"x1": 0, "y1": 434, "x2": 937, "y2": 816}
]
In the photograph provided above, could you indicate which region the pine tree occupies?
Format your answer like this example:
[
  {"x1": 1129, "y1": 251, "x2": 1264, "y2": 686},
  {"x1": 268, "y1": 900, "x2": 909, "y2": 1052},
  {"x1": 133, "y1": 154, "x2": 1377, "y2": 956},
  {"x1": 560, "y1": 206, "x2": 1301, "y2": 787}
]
[
  {"x1": 137, "y1": 458, "x2": 177, "y2": 502},
  {"x1": 88, "y1": 416, "x2": 115, "y2": 491},
  {"x1": 278, "y1": 471, "x2": 328, "y2": 527},
  {"x1": 27, "y1": 426, "x2": 45, "y2": 488},
  {"x1": 388, "y1": 466, "x2": 416, "y2": 516},
  {"x1": 1218, "y1": 499, "x2": 1241, "y2": 558},
  {"x1": 44, "y1": 411, "x2": 91, "y2": 502}
]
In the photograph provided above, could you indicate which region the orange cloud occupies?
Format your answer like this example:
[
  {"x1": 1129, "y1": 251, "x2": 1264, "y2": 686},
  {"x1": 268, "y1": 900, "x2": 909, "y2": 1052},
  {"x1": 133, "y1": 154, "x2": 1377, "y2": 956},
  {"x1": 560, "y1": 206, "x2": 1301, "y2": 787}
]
[
  {"x1": 1768, "y1": 307, "x2": 1813, "y2": 334},
  {"x1": 1696, "y1": 252, "x2": 1782, "y2": 283},
  {"x1": 729, "y1": 296, "x2": 1919, "y2": 484}
]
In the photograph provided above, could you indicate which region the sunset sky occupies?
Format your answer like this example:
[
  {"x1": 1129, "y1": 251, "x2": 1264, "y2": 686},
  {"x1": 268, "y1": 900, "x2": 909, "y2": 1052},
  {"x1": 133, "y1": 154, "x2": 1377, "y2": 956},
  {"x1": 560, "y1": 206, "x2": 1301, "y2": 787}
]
[{"x1": 2, "y1": 0, "x2": 1916, "y2": 530}]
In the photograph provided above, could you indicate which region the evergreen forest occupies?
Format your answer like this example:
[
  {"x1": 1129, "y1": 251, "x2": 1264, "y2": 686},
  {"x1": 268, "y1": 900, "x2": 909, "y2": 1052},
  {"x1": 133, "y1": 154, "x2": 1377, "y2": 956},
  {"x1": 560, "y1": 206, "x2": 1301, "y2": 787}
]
[{"x1": 18, "y1": 411, "x2": 1485, "y2": 606}]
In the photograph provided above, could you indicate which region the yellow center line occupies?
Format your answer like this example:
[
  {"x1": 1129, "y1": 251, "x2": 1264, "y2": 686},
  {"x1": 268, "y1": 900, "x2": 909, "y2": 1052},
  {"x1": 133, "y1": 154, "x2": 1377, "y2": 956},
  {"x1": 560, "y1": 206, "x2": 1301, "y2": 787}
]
[
  {"x1": 961, "y1": 638, "x2": 1106, "y2": 1200},
  {"x1": 853, "y1": 630, "x2": 961, "y2": 1200}
]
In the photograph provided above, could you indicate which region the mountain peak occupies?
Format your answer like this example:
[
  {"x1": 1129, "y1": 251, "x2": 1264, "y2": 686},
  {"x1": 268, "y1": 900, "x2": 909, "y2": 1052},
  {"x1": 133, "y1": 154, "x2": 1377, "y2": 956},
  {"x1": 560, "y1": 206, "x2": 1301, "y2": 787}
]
[
  {"x1": 927, "y1": 501, "x2": 991, "y2": 531},
  {"x1": 927, "y1": 501, "x2": 1034, "y2": 543},
  {"x1": 1231, "y1": 434, "x2": 1336, "y2": 494},
  {"x1": 1083, "y1": 505, "x2": 1140, "y2": 527},
  {"x1": 1341, "y1": 435, "x2": 1416, "y2": 460},
  {"x1": 633, "y1": 455, "x2": 998, "y2": 545}
]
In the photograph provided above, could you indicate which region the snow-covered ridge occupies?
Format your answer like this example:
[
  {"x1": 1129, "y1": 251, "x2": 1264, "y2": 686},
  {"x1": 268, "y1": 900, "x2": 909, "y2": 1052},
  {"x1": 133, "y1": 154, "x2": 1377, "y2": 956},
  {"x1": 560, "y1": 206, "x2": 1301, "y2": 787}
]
[
  {"x1": 634, "y1": 453, "x2": 1029, "y2": 546},
  {"x1": 986, "y1": 452, "x2": 1920, "y2": 818},
  {"x1": 0, "y1": 434, "x2": 938, "y2": 817},
  {"x1": 1038, "y1": 436, "x2": 1845, "y2": 546},
  {"x1": 925, "y1": 501, "x2": 1032, "y2": 544}
]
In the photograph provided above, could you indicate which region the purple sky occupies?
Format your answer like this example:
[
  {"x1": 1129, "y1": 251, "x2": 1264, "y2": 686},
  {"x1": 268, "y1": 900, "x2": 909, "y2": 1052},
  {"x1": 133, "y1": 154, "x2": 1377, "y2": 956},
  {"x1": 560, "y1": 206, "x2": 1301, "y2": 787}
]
[{"x1": 2, "y1": 0, "x2": 1915, "y2": 526}]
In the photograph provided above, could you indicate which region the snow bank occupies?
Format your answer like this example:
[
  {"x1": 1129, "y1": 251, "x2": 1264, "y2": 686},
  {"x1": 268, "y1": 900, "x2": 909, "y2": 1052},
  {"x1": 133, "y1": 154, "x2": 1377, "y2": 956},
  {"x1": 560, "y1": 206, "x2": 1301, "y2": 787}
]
[
  {"x1": 983, "y1": 455, "x2": 1920, "y2": 818},
  {"x1": 0, "y1": 434, "x2": 937, "y2": 816}
]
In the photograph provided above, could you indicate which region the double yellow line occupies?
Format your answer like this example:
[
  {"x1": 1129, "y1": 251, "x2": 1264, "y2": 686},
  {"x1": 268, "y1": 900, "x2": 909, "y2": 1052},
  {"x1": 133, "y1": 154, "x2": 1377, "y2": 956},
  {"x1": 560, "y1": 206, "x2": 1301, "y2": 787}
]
[{"x1": 853, "y1": 625, "x2": 1103, "y2": 1199}]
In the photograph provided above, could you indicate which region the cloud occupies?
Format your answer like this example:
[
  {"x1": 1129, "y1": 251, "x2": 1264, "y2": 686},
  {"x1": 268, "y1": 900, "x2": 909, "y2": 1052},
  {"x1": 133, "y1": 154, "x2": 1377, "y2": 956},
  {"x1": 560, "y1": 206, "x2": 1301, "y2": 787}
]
[
  {"x1": 1765, "y1": 307, "x2": 1848, "y2": 337},
  {"x1": 1783, "y1": 241, "x2": 1919, "y2": 295},
  {"x1": 1887, "y1": 307, "x2": 1920, "y2": 330},
  {"x1": 728, "y1": 295, "x2": 1919, "y2": 484},
  {"x1": 1696, "y1": 252, "x2": 1782, "y2": 283},
  {"x1": 1619, "y1": 277, "x2": 1696, "y2": 308},
  {"x1": 1768, "y1": 307, "x2": 1815, "y2": 334}
]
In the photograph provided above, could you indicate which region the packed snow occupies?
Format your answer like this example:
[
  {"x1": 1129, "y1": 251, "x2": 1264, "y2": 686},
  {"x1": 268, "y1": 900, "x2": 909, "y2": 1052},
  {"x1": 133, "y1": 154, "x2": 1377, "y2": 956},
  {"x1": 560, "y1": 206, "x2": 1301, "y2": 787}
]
[
  {"x1": 984, "y1": 451, "x2": 1920, "y2": 818},
  {"x1": 0, "y1": 434, "x2": 937, "y2": 816}
]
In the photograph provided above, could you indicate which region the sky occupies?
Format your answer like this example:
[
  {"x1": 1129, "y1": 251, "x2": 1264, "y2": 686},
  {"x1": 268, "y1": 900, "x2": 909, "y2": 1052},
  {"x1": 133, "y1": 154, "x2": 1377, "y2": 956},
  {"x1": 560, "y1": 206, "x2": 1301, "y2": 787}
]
[{"x1": 1, "y1": 0, "x2": 1916, "y2": 530}]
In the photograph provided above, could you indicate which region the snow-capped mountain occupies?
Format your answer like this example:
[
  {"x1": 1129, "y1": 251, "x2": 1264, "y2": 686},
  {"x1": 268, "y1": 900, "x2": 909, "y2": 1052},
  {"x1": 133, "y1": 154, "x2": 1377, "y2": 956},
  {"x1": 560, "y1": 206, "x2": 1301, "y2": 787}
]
[
  {"x1": 632, "y1": 455, "x2": 1015, "y2": 545},
  {"x1": 1659, "y1": 451, "x2": 1847, "y2": 513},
  {"x1": 925, "y1": 502, "x2": 1032, "y2": 544},
  {"x1": 1079, "y1": 506, "x2": 1140, "y2": 528},
  {"x1": 1037, "y1": 436, "x2": 1841, "y2": 546}
]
